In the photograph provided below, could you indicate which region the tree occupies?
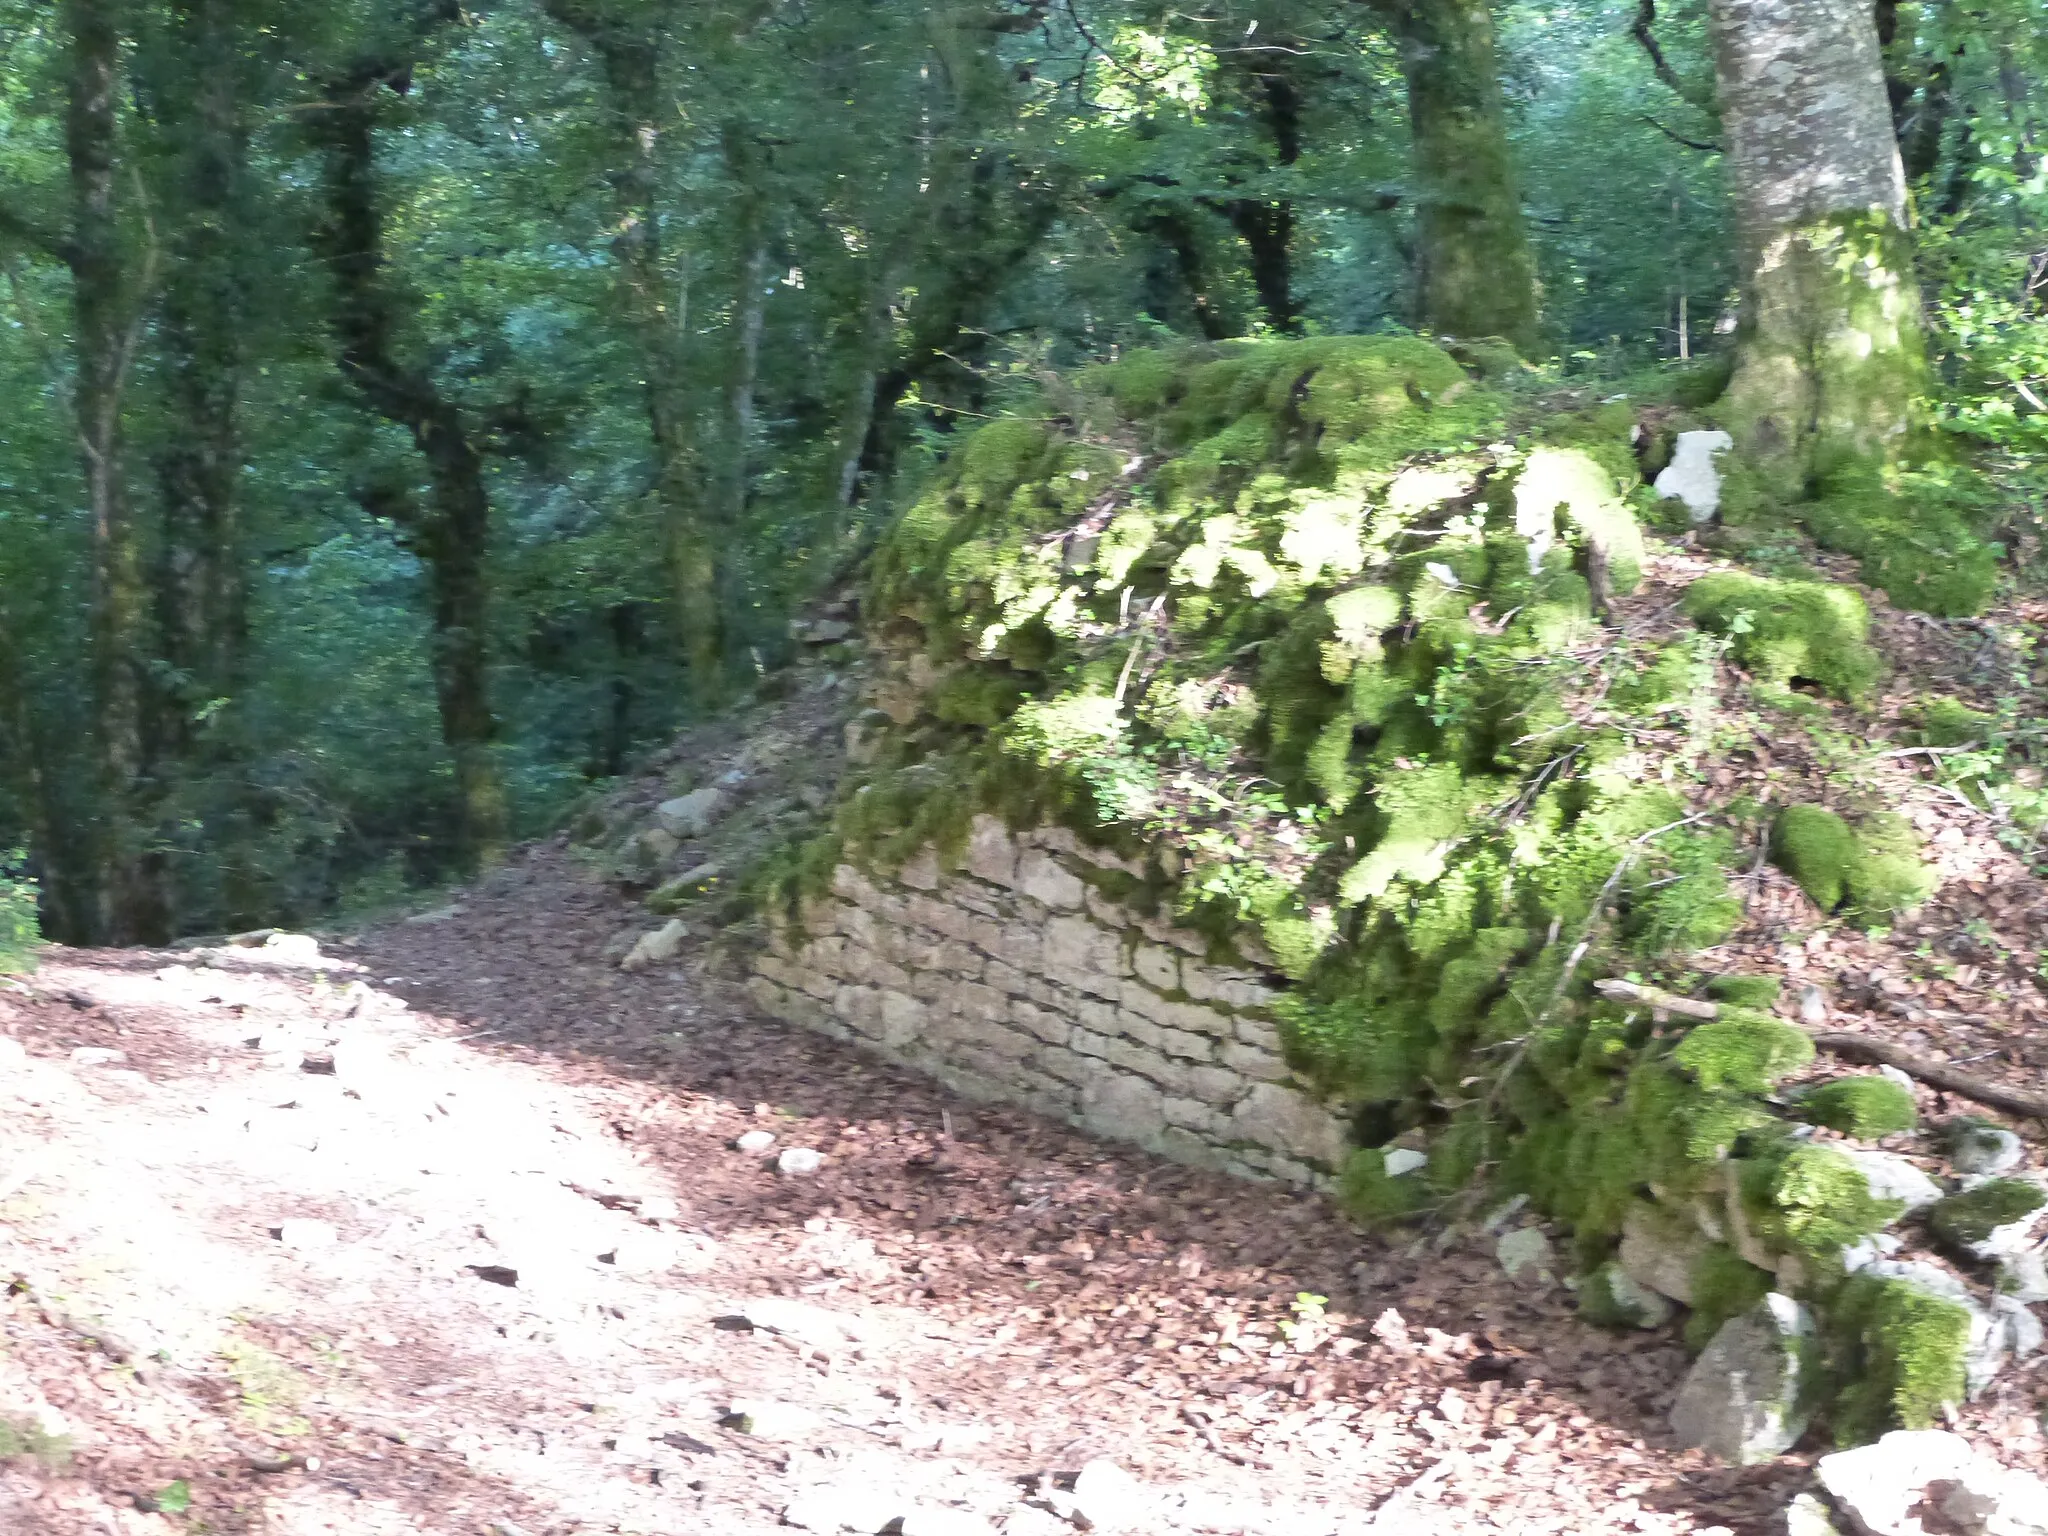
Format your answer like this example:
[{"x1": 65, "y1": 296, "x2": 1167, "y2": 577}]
[
  {"x1": 1705, "y1": 0, "x2": 1928, "y2": 494},
  {"x1": 1374, "y1": 0, "x2": 1539, "y2": 350}
]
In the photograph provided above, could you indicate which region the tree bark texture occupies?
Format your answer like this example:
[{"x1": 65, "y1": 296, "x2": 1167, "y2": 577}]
[
  {"x1": 1706, "y1": 0, "x2": 1928, "y2": 493},
  {"x1": 311, "y1": 51, "x2": 508, "y2": 874},
  {"x1": 1382, "y1": 0, "x2": 1540, "y2": 353}
]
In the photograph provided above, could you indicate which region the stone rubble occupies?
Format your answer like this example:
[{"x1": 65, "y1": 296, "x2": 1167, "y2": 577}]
[
  {"x1": 1669, "y1": 1294, "x2": 1815, "y2": 1465},
  {"x1": 1814, "y1": 1429, "x2": 2048, "y2": 1536}
]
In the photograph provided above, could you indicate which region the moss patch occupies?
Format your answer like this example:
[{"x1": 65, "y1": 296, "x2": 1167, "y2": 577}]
[
  {"x1": 1927, "y1": 1179, "x2": 2048, "y2": 1253},
  {"x1": 1673, "y1": 1011, "x2": 1815, "y2": 1095},
  {"x1": 1828, "y1": 1272, "x2": 1972, "y2": 1442},
  {"x1": 1770, "y1": 805, "x2": 1935, "y2": 926},
  {"x1": 1685, "y1": 1244, "x2": 1775, "y2": 1351},
  {"x1": 1795, "y1": 1077, "x2": 1918, "y2": 1141},
  {"x1": 1683, "y1": 572, "x2": 1879, "y2": 700}
]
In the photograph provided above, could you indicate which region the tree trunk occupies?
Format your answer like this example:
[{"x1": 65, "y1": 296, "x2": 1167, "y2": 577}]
[
  {"x1": 1706, "y1": 0, "x2": 1928, "y2": 494},
  {"x1": 1381, "y1": 0, "x2": 1540, "y2": 352},
  {"x1": 151, "y1": 0, "x2": 248, "y2": 721},
  {"x1": 66, "y1": 0, "x2": 166, "y2": 943},
  {"x1": 1221, "y1": 43, "x2": 1304, "y2": 334},
  {"x1": 311, "y1": 55, "x2": 508, "y2": 874}
]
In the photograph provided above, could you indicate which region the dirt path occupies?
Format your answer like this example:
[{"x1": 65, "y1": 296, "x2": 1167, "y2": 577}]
[{"x1": 1, "y1": 841, "x2": 1843, "y2": 1536}]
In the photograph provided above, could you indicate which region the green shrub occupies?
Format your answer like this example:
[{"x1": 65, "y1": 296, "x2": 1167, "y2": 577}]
[
  {"x1": 0, "y1": 853, "x2": 39, "y2": 976},
  {"x1": 1795, "y1": 1076, "x2": 1918, "y2": 1140}
]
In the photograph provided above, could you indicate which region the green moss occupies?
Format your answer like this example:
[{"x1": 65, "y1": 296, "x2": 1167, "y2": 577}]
[
  {"x1": 1796, "y1": 1077, "x2": 1919, "y2": 1140},
  {"x1": 1673, "y1": 1010, "x2": 1815, "y2": 1095},
  {"x1": 1683, "y1": 571, "x2": 1880, "y2": 700},
  {"x1": 1511, "y1": 446, "x2": 1646, "y2": 595},
  {"x1": 1707, "y1": 975, "x2": 1783, "y2": 1010},
  {"x1": 1685, "y1": 1244, "x2": 1775, "y2": 1351},
  {"x1": 1338, "y1": 1147, "x2": 1428, "y2": 1226},
  {"x1": 1747, "y1": 1143, "x2": 1905, "y2": 1272},
  {"x1": 1771, "y1": 805, "x2": 1860, "y2": 912},
  {"x1": 1927, "y1": 1178, "x2": 2048, "y2": 1252},
  {"x1": 1912, "y1": 697, "x2": 1994, "y2": 748},
  {"x1": 1844, "y1": 813, "x2": 1937, "y2": 923},
  {"x1": 1805, "y1": 463, "x2": 1998, "y2": 618},
  {"x1": 1829, "y1": 1272, "x2": 1972, "y2": 1441}
]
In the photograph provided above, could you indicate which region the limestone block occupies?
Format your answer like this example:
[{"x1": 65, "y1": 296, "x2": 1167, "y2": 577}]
[
  {"x1": 1082, "y1": 1072, "x2": 1168, "y2": 1144},
  {"x1": 987, "y1": 922, "x2": 1048, "y2": 976},
  {"x1": 1016, "y1": 849, "x2": 1086, "y2": 911},
  {"x1": 1133, "y1": 944, "x2": 1181, "y2": 992},
  {"x1": 983, "y1": 958, "x2": 1028, "y2": 998},
  {"x1": 746, "y1": 976, "x2": 787, "y2": 1014},
  {"x1": 1117, "y1": 1011, "x2": 1163, "y2": 1052},
  {"x1": 830, "y1": 862, "x2": 872, "y2": 901},
  {"x1": 810, "y1": 936, "x2": 848, "y2": 977},
  {"x1": 944, "y1": 978, "x2": 1008, "y2": 1025},
  {"x1": 1103, "y1": 1037, "x2": 1190, "y2": 1094},
  {"x1": 1138, "y1": 913, "x2": 1209, "y2": 957},
  {"x1": 879, "y1": 991, "x2": 927, "y2": 1048},
  {"x1": 756, "y1": 954, "x2": 802, "y2": 990},
  {"x1": 1235, "y1": 1017, "x2": 1284, "y2": 1052},
  {"x1": 961, "y1": 814, "x2": 1018, "y2": 887},
  {"x1": 952, "y1": 884, "x2": 1004, "y2": 918},
  {"x1": 1232, "y1": 1083, "x2": 1347, "y2": 1167},
  {"x1": 1163, "y1": 1096, "x2": 1224, "y2": 1135},
  {"x1": 1187, "y1": 1066, "x2": 1248, "y2": 1108},
  {"x1": 1026, "y1": 824, "x2": 1148, "y2": 878},
  {"x1": 835, "y1": 984, "x2": 884, "y2": 1035},
  {"x1": 1158, "y1": 1127, "x2": 1231, "y2": 1171},
  {"x1": 1012, "y1": 1002, "x2": 1072, "y2": 1047},
  {"x1": 906, "y1": 894, "x2": 978, "y2": 946},
  {"x1": 838, "y1": 902, "x2": 879, "y2": 951},
  {"x1": 1035, "y1": 1048, "x2": 1096, "y2": 1087},
  {"x1": 1071, "y1": 1027, "x2": 1112, "y2": 1059},
  {"x1": 948, "y1": 1015, "x2": 1035, "y2": 1061},
  {"x1": 1218, "y1": 1040, "x2": 1290, "y2": 1082},
  {"x1": 898, "y1": 847, "x2": 942, "y2": 891},
  {"x1": 1076, "y1": 997, "x2": 1120, "y2": 1035},
  {"x1": 1121, "y1": 984, "x2": 1231, "y2": 1038},
  {"x1": 798, "y1": 968, "x2": 838, "y2": 1003},
  {"x1": 1619, "y1": 1200, "x2": 1711, "y2": 1305},
  {"x1": 1670, "y1": 1294, "x2": 1815, "y2": 1465},
  {"x1": 1209, "y1": 971, "x2": 1281, "y2": 1013},
  {"x1": 1022, "y1": 976, "x2": 1080, "y2": 1018},
  {"x1": 909, "y1": 969, "x2": 950, "y2": 1002},
  {"x1": 1084, "y1": 886, "x2": 1132, "y2": 929},
  {"x1": 1046, "y1": 914, "x2": 1128, "y2": 981}
]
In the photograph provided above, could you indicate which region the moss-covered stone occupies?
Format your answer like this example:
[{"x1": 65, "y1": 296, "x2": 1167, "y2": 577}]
[
  {"x1": 1684, "y1": 1244, "x2": 1775, "y2": 1351},
  {"x1": 1804, "y1": 464, "x2": 1999, "y2": 618},
  {"x1": 1707, "y1": 975, "x2": 1783, "y2": 1010},
  {"x1": 1673, "y1": 1011, "x2": 1815, "y2": 1096},
  {"x1": 1683, "y1": 572, "x2": 1879, "y2": 700},
  {"x1": 1911, "y1": 697, "x2": 1995, "y2": 748},
  {"x1": 1744, "y1": 1143, "x2": 1907, "y2": 1274},
  {"x1": 1927, "y1": 1179, "x2": 2048, "y2": 1253},
  {"x1": 1795, "y1": 1077, "x2": 1918, "y2": 1141},
  {"x1": 1338, "y1": 1146, "x2": 1428, "y2": 1226},
  {"x1": 1828, "y1": 1271, "x2": 1972, "y2": 1442},
  {"x1": 1770, "y1": 805, "x2": 1934, "y2": 926}
]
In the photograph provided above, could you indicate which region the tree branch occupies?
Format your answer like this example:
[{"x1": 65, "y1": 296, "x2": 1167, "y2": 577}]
[
  {"x1": 1639, "y1": 114, "x2": 1722, "y2": 153},
  {"x1": 1630, "y1": 0, "x2": 1716, "y2": 112}
]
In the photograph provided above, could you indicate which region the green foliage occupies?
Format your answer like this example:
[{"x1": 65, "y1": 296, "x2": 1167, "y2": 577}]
[
  {"x1": 1927, "y1": 1178, "x2": 2048, "y2": 1252},
  {"x1": 0, "y1": 853, "x2": 39, "y2": 975},
  {"x1": 1673, "y1": 1011, "x2": 1815, "y2": 1095},
  {"x1": 1804, "y1": 465, "x2": 2000, "y2": 618},
  {"x1": 1338, "y1": 1148, "x2": 1428, "y2": 1227},
  {"x1": 1829, "y1": 1274, "x2": 1972, "y2": 1442},
  {"x1": 1682, "y1": 572, "x2": 1880, "y2": 700},
  {"x1": 1795, "y1": 1077, "x2": 1919, "y2": 1140}
]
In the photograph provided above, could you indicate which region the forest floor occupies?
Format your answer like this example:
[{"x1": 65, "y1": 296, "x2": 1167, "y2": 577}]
[{"x1": 5, "y1": 625, "x2": 2048, "y2": 1536}]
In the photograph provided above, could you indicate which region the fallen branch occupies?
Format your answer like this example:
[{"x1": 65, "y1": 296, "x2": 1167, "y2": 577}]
[{"x1": 1594, "y1": 979, "x2": 2048, "y2": 1121}]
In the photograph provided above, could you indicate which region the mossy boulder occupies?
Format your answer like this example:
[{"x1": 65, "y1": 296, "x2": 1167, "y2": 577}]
[
  {"x1": 1927, "y1": 1179, "x2": 2048, "y2": 1259},
  {"x1": 1683, "y1": 571, "x2": 1880, "y2": 700},
  {"x1": 1828, "y1": 1271, "x2": 1973, "y2": 1442},
  {"x1": 1795, "y1": 1076, "x2": 1918, "y2": 1141},
  {"x1": 1673, "y1": 1010, "x2": 1815, "y2": 1095},
  {"x1": 1770, "y1": 805, "x2": 1935, "y2": 926}
]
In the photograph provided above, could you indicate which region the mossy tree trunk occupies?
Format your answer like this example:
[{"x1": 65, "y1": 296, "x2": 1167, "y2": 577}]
[
  {"x1": 1706, "y1": 0, "x2": 1929, "y2": 496},
  {"x1": 1378, "y1": 0, "x2": 1540, "y2": 353}
]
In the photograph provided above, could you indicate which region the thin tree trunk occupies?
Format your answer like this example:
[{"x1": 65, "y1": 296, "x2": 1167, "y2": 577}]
[
  {"x1": 1222, "y1": 49, "x2": 1303, "y2": 334},
  {"x1": 1379, "y1": 0, "x2": 1540, "y2": 352},
  {"x1": 1705, "y1": 0, "x2": 1927, "y2": 494},
  {"x1": 311, "y1": 54, "x2": 507, "y2": 874},
  {"x1": 65, "y1": 0, "x2": 165, "y2": 943}
]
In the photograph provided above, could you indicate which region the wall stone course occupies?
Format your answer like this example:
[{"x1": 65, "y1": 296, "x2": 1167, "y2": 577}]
[{"x1": 753, "y1": 839, "x2": 1348, "y2": 1188}]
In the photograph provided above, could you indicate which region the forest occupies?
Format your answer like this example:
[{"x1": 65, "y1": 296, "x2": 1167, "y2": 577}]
[{"x1": 1, "y1": 0, "x2": 2046, "y2": 948}]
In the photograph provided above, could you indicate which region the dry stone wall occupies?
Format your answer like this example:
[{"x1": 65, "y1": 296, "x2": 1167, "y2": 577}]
[{"x1": 749, "y1": 814, "x2": 1349, "y2": 1185}]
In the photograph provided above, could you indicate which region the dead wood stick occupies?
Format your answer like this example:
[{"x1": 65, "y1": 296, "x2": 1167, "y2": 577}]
[
  {"x1": 1591, "y1": 978, "x2": 1721, "y2": 1020},
  {"x1": 1595, "y1": 978, "x2": 2048, "y2": 1121}
]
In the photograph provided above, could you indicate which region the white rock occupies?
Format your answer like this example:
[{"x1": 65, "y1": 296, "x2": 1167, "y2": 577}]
[
  {"x1": 262, "y1": 932, "x2": 324, "y2": 966},
  {"x1": 1797, "y1": 984, "x2": 1829, "y2": 1027},
  {"x1": 777, "y1": 1147, "x2": 825, "y2": 1176},
  {"x1": 723, "y1": 1400, "x2": 818, "y2": 1441},
  {"x1": 898, "y1": 1508, "x2": 999, "y2": 1536},
  {"x1": 606, "y1": 1230, "x2": 686, "y2": 1276},
  {"x1": 1951, "y1": 1122, "x2": 2025, "y2": 1177},
  {"x1": 1653, "y1": 429, "x2": 1734, "y2": 523},
  {"x1": 735, "y1": 1129, "x2": 777, "y2": 1153},
  {"x1": 1878, "y1": 1065, "x2": 1916, "y2": 1093},
  {"x1": 1587, "y1": 1261, "x2": 1675, "y2": 1329},
  {"x1": 1382, "y1": 1147, "x2": 1428, "y2": 1179},
  {"x1": 781, "y1": 1485, "x2": 900, "y2": 1533},
  {"x1": 69, "y1": 1046, "x2": 124, "y2": 1066},
  {"x1": 1998, "y1": 1246, "x2": 2048, "y2": 1304},
  {"x1": 1496, "y1": 1226, "x2": 1554, "y2": 1286},
  {"x1": 1071, "y1": 1458, "x2": 1151, "y2": 1533},
  {"x1": 1816, "y1": 1430, "x2": 2048, "y2": 1536},
  {"x1": 740, "y1": 1297, "x2": 863, "y2": 1348},
  {"x1": 1838, "y1": 1148, "x2": 1944, "y2": 1212},
  {"x1": 1783, "y1": 1493, "x2": 1842, "y2": 1536},
  {"x1": 1670, "y1": 1294, "x2": 1815, "y2": 1465},
  {"x1": 276, "y1": 1219, "x2": 338, "y2": 1250},
  {"x1": 620, "y1": 918, "x2": 689, "y2": 972},
  {"x1": 637, "y1": 1195, "x2": 681, "y2": 1221},
  {"x1": 655, "y1": 787, "x2": 729, "y2": 839}
]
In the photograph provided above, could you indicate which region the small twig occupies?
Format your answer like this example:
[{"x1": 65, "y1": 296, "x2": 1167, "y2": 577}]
[{"x1": 1592, "y1": 978, "x2": 1720, "y2": 1021}]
